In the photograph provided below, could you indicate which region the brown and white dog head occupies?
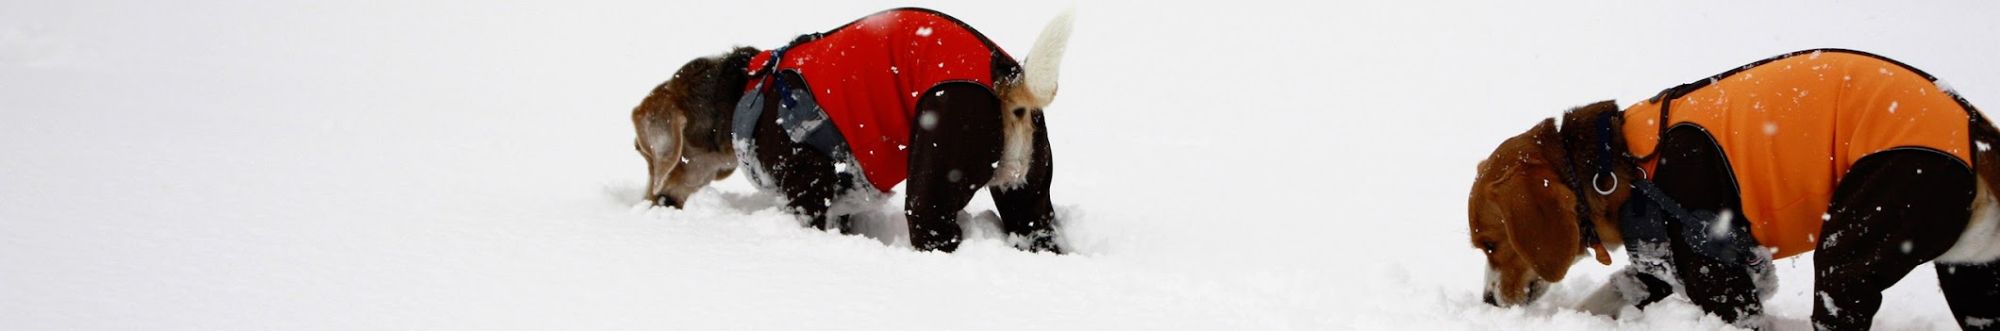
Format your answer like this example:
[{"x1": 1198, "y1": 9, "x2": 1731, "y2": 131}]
[
  {"x1": 1467, "y1": 101, "x2": 1629, "y2": 306},
  {"x1": 632, "y1": 47, "x2": 758, "y2": 208},
  {"x1": 1468, "y1": 118, "x2": 1580, "y2": 306},
  {"x1": 990, "y1": 8, "x2": 1073, "y2": 188}
]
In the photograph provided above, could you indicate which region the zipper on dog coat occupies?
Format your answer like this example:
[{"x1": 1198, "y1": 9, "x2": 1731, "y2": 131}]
[
  {"x1": 732, "y1": 8, "x2": 1019, "y2": 193},
  {"x1": 1619, "y1": 49, "x2": 1976, "y2": 259}
]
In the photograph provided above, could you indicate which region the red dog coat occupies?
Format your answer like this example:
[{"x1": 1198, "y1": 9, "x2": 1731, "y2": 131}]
[{"x1": 742, "y1": 8, "x2": 1014, "y2": 192}]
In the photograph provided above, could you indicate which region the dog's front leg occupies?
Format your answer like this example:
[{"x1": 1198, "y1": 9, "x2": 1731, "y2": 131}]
[
  {"x1": 749, "y1": 81, "x2": 840, "y2": 229},
  {"x1": 905, "y1": 83, "x2": 1003, "y2": 252},
  {"x1": 1652, "y1": 127, "x2": 1768, "y2": 328},
  {"x1": 764, "y1": 146, "x2": 838, "y2": 229}
]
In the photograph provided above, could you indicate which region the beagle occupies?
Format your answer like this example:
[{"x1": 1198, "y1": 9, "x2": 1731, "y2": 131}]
[
  {"x1": 631, "y1": 8, "x2": 1074, "y2": 252},
  {"x1": 1468, "y1": 49, "x2": 2000, "y2": 330}
]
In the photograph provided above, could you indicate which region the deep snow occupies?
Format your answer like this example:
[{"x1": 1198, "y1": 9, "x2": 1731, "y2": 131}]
[{"x1": 4, "y1": 0, "x2": 1999, "y2": 330}]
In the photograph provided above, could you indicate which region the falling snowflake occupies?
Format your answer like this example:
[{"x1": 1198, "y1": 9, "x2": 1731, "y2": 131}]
[{"x1": 1708, "y1": 210, "x2": 1735, "y2": 237}]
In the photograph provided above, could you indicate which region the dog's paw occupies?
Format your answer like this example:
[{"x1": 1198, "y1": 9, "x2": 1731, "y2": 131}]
[
  {"x1": 1015, "y1": 232, "x2": 1063, "y2": 254},
  {"x1": 1004, "y1": 226, "x2": 1063, "y2": 254}
]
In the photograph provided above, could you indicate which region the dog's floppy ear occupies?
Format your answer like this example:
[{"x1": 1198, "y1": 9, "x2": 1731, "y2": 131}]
[
  {"x1": 1490, "y1": 119, "x2": 1585, "y2": 281},
  {"x1": 635, "y1": 103, "x2": 687, "y2": 191},
  {"x1": 1020, "y1": 7, "x2": 1073, "y2": 108},
  {"x1": 640, "y1": 111, "x2": 684, "y2": 161}
]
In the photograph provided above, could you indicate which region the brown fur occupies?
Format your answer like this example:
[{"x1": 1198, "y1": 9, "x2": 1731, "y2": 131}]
[
  {"x1": 1467, "y1": 116, "x2": 1597, "y2": 305},
  {"x1": 632, "y1": 47, "x2": 757, "y2": 207},
  {"x1": 1971, "y1": 110, "x2": 2000, "y2": 199},
  {"x1": 1468, "y1": 101, "x2": 1679, "y2": 305}
]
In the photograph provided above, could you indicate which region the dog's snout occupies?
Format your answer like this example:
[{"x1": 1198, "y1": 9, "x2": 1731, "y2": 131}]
[
  {"x1": 1482, "y1": 291, "x2": 1497, "y2": 306},
  {"x1": 654, "y1": 195, "x2": 680, "y2": 209}
]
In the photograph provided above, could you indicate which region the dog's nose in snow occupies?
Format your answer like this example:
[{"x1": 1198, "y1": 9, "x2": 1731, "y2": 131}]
[
  {"x1": 654, "y1": 195, "x2": 680, "y2": 209},
  {"x1": 1482, "y1": 291, "x2": 1497, "y2": 306}
]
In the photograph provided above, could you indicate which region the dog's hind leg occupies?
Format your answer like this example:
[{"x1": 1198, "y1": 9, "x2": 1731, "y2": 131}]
[
  {"x1": 1813, "y1": 149, "x2": 1975, "y2": 331},
  {"x1": 1938, "y1": 182, "x2": 2000, "y2": 330},
  {"x1": 990, "y1": 111, "x2": 1060, "y2": 253},
  {"x1": 1938, "y1": 261, "x2": 2000, "y2": 330},
  {"x1": 906, "y1": 82, "x2": 1003, "y2": 252}
]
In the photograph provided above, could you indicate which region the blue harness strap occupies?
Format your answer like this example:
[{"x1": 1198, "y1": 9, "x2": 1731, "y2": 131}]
[
  {"x1": 731, "y1": 43, "x2": 789, "y2": 148},
  {"x1": 770, "y1": 71, "x2": 851, "y2": 160},
  {"x1": 729, "y1": 36, "x2": 865, "y2": 191}
]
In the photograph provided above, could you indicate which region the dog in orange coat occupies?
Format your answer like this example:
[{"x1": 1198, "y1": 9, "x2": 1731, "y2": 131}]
[
  {"x1": 1468, "y1": 49, "x2": 2000, "y2": 330},
  {"x1": 631, "y1": 8, "x2": 1073, "y2": 252}
]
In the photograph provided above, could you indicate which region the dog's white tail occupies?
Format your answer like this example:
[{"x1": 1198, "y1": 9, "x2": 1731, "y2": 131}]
[{"x1": 1024, "y1": 7, "x2": 1073, "y2": 108}]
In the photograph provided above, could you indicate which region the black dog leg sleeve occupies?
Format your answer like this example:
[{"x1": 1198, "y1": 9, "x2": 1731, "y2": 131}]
[
  {"x1": 1617, "y1": 194, "x2": 1683, "y2": 309},
  {"x1": 752, "y1": 71, "x2": 844, "y2": 229},
  {"x1": 1937, "y1": 260, "x2": 2000, "y2": 331},
  {"x1": 1650, "y1": 125, "x2": 1766, "y2": 327},
  {"x1": 990, "y1": 111, "x2": 1061, "y2": 253},
  {"x1": 905, "y1": 82, "x2": 1003, "y2": 252},
  {"x1": 1814, "y1": 149, "x2": 1974, "y2": 331}
]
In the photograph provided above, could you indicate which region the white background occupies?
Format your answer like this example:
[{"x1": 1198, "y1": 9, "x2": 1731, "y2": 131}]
[{"x1": 5, "y1": 0, "x2": 1998, "y2": 329}]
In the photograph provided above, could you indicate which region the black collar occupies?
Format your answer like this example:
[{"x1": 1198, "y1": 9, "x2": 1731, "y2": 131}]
[{"x1": 1558, "y1": 110, "x2": 1623, "y2": 248}]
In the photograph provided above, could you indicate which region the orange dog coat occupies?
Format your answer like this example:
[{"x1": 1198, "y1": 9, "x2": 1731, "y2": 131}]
[{"x1": 1620, "y1": 50, "x2": 1974, "y2": 259}]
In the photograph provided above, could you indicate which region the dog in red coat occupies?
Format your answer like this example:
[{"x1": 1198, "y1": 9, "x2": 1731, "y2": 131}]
[{"x1": 631, "y1": 8, "x2": 1073, "y2": 252}]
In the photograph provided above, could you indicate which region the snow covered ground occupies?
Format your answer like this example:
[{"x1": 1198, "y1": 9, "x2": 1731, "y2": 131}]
[{"x1": 5, "y1": 0, "x2": 1999, "y2": 329}]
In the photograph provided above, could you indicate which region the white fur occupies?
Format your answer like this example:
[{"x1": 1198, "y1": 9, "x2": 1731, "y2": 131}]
[
  {"x1": 990, "y1": 159, "x2": 1028, "y2": 188},
  {"x1": 1483, "y1": 266, "x2": 1501, "y2": 302},
  {"x1": 1938, "y1": 177, "x2": 2000, "y2": 263},
  {"x1": 1023, "y1": 7, "x2": 1073, "y2": 107},
  {"x1": 989, "y1": 129, "x2": 1029, "y2": 188}
]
